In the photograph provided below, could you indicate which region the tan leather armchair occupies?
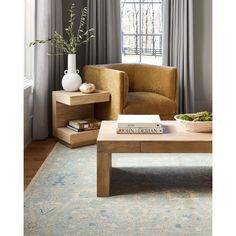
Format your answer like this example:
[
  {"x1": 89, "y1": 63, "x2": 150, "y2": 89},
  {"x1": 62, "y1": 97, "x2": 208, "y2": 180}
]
[{"x1": 83, "y1": 64, "x2": 178, "y2": 120}]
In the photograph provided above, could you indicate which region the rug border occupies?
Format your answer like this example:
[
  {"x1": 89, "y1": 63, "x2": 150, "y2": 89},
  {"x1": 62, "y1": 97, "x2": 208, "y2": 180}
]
[{"x1": 24, "y1": 142, "x2": 60, "y2": 195}]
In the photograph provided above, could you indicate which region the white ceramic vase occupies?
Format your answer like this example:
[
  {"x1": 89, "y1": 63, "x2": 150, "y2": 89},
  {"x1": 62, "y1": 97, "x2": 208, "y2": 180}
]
[{"x1": 62, "y1": 54, "x2": 82, "y2": 92}]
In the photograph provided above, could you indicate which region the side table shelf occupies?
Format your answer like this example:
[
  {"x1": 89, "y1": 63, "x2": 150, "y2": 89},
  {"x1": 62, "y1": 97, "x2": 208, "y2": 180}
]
[{"x1": 53, "y1": 90, "x2": 110, "y2": 148}]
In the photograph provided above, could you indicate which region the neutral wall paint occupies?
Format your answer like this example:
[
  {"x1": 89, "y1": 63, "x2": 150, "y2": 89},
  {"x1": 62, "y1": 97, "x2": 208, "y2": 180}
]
[{"x1": 193, "y1": 0, "x2": 212, "y2": 112}]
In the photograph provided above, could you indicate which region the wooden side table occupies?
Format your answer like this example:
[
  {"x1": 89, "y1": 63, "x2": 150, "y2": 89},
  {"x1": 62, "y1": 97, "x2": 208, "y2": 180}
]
[{"x1": 52, "y1": 90, "x2": 110, "y2": 148}]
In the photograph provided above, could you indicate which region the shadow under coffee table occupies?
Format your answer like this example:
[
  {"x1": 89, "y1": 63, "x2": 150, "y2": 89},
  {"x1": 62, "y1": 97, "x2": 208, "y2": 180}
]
[{"x1": 96, "y1": 121, "x2": 212, "y2": 197}]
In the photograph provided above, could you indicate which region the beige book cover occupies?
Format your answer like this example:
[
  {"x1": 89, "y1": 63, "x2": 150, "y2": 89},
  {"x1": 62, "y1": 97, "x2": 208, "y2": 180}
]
[{"x1": 117, "y1": 115, "x2": 162, "y2": 128}]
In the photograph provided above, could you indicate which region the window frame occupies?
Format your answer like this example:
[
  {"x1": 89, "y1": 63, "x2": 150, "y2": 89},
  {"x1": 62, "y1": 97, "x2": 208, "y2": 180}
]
[{"x1": 121, "y1": 0, "x2": 163, "y2": 64}]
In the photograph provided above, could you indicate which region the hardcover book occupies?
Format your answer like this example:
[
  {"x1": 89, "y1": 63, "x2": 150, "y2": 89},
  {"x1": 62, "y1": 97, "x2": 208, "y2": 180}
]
[
  {"x1": 117, "y1": 127, "x2": 163, "y2": 134},
  {"x1": 67, "y1": 125, "x2": 82, "y2": 132},
  {"x1": 67, "y1": 124, "x2": 100, "y2": 132},
  {"x1": 69, "y1": 120, "x2": 89, "y2": 129},
  {"x1": 68, "y1": 118, "x2": 101, "y2": 130},
  {"x1": 117, "y1": 115, "x2": 162, "y2": 128}
]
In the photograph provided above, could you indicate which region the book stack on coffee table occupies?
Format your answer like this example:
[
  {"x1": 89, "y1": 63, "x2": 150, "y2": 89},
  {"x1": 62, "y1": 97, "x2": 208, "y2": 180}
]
[{"x1": 116, "y1": 115, "x2": 163, "y2": 134}]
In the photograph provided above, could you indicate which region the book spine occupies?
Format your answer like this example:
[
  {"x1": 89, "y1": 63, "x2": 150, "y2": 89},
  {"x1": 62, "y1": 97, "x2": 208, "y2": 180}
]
[
  {"x1": 69, "y1": 119, "x2": 101, "y2": 129},
  {"x1": 67, "y1": 125, "x2": 100, "y2": 132},
  {"x1": 69, "y1": 122, "x2": 89, "y2": 130},
  {"x1": 67, "y1": 125, "x2": 82, "y2": 132},
  {"x1": 117, "y1": 123, "x2": 161, "y2": 128},
  {"x1": 116, "y1": 127, "x2": 163, "y2": 134}
]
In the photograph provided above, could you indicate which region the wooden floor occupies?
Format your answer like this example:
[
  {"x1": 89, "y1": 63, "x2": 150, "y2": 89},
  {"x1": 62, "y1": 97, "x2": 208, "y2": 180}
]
[{"x1": 24, "y1": 138, "x2": 57, "y2": 190}]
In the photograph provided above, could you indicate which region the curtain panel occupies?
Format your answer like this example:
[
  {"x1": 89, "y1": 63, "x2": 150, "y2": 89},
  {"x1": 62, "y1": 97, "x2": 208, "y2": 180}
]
[
  {"x1": 163, "y1": 0, "x2": 195, "y2": 113},
  {"x1": 32, "y1": 0, "x2": 64, "y2": 140},
  {"x1": 86, "y1": 0, "x2": 122, "y2": 65}
]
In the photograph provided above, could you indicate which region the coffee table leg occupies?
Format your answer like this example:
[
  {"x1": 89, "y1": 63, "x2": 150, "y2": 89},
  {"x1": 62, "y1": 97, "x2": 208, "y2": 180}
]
[{"x1": 97, "y1": 152, "x2": 112, "y2": 197}]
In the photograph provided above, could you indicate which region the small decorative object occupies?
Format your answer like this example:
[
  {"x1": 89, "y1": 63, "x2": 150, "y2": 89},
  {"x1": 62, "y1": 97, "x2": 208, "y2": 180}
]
[
  {"x1": 80, "y1": 83, "x2": 96, "y2": 94},
  {"x1": 29, "y1": 3, "x2": 95, "y2": 91},
  {"x1": 174, "y1": 111, "x2": 212, "y2": 133}
]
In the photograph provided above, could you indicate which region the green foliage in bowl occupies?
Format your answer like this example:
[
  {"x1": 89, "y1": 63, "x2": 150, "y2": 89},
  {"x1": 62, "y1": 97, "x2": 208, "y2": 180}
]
[{"x1": 176, "y1": 111, "x2": 212, "y2": 122}]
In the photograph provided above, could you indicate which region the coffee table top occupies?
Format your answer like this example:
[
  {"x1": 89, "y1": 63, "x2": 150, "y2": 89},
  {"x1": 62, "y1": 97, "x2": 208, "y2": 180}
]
[{"x1": 97, "y1": 121, "x2": 212, "y2": 142}]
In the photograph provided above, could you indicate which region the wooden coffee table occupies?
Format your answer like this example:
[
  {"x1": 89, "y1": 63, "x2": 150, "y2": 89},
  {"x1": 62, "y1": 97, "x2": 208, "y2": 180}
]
[{"x1": 97, "y1": 121, "x2": 212, "y2": 197}]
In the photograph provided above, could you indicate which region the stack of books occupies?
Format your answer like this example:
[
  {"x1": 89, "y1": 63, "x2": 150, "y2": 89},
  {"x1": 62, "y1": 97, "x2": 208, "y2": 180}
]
[
  {"x1": 67, "y1": 118, "x2": 101, "y2": 132},
  {"x1": 116, "y1": 115, "x2": 163, "y2": 134}
]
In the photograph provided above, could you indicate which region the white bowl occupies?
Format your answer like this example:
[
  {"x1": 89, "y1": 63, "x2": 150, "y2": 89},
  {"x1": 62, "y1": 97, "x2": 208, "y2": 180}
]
[{"x1": 174, "y1": 115, "x2": 212, "y2": 133}]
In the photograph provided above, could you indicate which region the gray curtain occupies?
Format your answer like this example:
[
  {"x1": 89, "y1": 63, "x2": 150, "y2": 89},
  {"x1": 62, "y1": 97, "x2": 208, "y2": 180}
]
[
  {"x1": 86, "y1": 0, "x2": 121, "y2": 64},
  {"x1": 33, "y1": 0, "x2": 64, "y2": 140},
  {"x1": 163, "y1": 0, "x2": 195, "y2": 113}
]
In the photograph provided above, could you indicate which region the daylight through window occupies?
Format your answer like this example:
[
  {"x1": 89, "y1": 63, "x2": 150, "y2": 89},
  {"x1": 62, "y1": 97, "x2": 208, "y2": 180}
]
[{"x1": 121, "y1": 0, "x2": 163, "y2": 65}]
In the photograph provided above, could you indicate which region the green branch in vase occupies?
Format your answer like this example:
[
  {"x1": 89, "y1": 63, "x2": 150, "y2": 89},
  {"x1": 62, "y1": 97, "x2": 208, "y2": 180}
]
[{"x1": 29, "y1": 3, "x2": 95, "y2": 56}]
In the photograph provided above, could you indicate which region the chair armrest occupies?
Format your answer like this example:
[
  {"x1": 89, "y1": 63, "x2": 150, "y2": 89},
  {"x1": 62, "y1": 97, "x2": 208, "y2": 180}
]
[{"x1": 83, "y1": 65, "x2": 129, "y2": 120}]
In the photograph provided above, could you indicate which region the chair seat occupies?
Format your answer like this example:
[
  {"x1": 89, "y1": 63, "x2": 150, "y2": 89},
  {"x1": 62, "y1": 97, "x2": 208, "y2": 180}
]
[{"x1": 123, "y1": 92, "x2": 177, "y2": 116}]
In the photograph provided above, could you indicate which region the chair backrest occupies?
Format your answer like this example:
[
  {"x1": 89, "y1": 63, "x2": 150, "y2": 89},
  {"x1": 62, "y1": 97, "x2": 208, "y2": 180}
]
[{"x1": 99, "y1": 64, "x2": 177, "y2": 101}]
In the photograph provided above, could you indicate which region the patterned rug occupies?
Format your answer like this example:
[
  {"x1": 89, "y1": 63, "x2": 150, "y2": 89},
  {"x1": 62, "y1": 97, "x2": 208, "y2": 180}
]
[{"x1": 24, "y1": 143, "x2": 212, "y2": 236}]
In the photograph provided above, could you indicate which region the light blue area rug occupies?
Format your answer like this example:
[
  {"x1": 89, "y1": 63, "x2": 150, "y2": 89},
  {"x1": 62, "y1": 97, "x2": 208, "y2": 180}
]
[{"x1": 24, "y1": 143, "x2": 212, "y2": 236}]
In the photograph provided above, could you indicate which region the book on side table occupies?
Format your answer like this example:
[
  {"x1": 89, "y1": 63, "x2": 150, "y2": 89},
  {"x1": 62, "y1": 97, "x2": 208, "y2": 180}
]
[
  {"x1": 67, "y1": 118, "x2": 101, "y2": 132},
  {"x1": 116, "y1": 115, "x2": 163, "y2": 134}
]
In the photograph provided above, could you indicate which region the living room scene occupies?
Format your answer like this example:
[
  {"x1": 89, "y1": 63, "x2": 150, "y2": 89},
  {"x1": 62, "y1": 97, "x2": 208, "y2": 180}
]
[{"x1": 24, "y1": 0, "x2": 212, "y2": 235}]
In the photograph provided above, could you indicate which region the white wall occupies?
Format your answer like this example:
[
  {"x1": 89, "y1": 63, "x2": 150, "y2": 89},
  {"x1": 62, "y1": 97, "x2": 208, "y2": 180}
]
[
  {"x1": 193, "y1": 0, "x2": 212, "y2": 112},
  {"x1": 24, "y1": 0, "x2": 35, "y2": 147}
]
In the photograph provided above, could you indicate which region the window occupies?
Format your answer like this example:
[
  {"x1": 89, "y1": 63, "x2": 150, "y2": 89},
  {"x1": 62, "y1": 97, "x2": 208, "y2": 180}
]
[
  {"x1": 121, "y1": 0, "x2": 163, "y2": 65},
  {"x1": 24, "y1": 0, "x2": 35, "y2": 85}
]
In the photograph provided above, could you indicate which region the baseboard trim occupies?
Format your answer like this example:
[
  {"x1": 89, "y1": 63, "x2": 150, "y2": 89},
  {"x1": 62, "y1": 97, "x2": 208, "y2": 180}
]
[{"x1": 24, "y1": 138, "x2": 32, "y2": 149}]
